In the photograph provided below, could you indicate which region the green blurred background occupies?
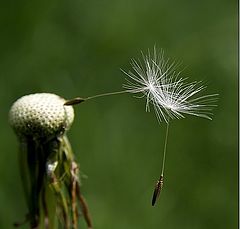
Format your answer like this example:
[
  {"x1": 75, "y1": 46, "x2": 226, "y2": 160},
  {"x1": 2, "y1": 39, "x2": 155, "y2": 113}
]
[{"x1": 0, "y1": 0, "x2": 238, "y2": 228}]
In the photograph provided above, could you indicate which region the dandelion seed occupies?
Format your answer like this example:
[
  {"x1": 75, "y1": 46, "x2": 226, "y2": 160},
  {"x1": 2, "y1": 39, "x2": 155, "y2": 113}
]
[
  {"x1": 122, "y1": 48, "x2": 218, "y2": 205},
  {"x1": 64, "y1": 49, "x2": 217, "y2": 122}
]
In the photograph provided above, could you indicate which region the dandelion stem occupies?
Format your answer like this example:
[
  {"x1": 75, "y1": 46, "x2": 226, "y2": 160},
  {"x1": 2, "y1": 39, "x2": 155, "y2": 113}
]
[{"x1": 160, "y1": 121, "x2": 170, "y2": 177}]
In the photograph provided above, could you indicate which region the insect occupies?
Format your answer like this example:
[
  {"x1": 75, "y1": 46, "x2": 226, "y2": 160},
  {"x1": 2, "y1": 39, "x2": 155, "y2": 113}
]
[{"x1": 152, "y1": 175, "x2": 164, "y2": 206}]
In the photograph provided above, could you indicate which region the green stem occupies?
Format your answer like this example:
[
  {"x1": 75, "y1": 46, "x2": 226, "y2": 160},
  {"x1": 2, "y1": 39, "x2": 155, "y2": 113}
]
[{"x1": 45, "y1": 183, "x2": 58, "y2": 229}]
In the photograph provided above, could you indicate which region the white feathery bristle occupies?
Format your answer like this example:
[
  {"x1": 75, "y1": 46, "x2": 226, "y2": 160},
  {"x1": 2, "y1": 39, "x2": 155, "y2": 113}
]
[{"x1": 123, "y1": 48, "x2": 218, "y2": 123}]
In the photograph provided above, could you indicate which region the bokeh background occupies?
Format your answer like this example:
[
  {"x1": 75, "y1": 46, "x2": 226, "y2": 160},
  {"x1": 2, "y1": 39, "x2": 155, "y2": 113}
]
[{"x1": 0, "y1": 0, "x2": 238, "y2": 228}]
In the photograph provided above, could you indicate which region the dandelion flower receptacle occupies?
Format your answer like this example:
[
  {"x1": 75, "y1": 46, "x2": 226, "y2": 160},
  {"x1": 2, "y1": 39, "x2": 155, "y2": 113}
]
[
  {"x1": 9, "y1": 93, "x2": 92, "y2": 229},
  {"x1": 9, "y1": 93, "x2": 74, "y2": 140}
]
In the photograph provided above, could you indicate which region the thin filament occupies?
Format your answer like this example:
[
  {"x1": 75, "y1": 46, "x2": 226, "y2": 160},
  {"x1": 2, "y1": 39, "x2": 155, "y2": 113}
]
[
  {"x1": 151, "y1": 121, "x2": 170, "y2": 206},
  {"x1": 85, "y1": 90, "x2": 128, "y2": 101},
  {"x1": 160, "y1": 121, "x2": 170, "y2": 177}
]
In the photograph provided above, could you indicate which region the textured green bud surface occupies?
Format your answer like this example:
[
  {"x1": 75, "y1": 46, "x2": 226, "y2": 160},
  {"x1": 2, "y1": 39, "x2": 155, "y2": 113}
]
[{"x1": 9, "y1": 93, "x2": 74, "y2": 139}]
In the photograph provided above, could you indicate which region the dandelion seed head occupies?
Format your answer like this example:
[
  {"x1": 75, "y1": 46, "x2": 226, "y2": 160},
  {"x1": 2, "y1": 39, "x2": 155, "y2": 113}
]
[
  {"x1": 123, "y1": 48, "x2": 218, "y2": 122},
  {"x1": 9, "y1": 93, "x2": 74, "y2": 140}
]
